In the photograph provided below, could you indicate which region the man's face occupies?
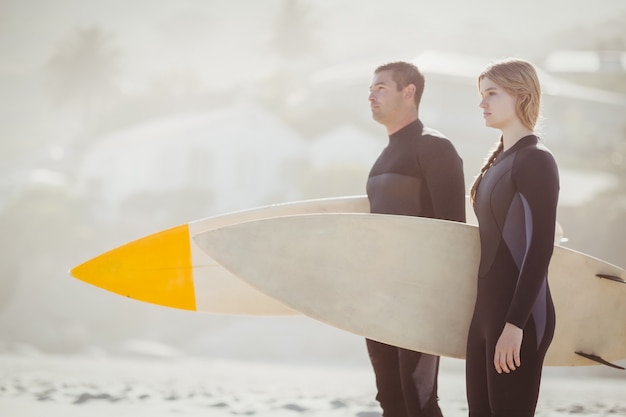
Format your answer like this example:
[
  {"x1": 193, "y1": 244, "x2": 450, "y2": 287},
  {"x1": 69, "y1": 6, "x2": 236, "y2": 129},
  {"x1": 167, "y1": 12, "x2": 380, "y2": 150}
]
[{"x1": 368, "y1": 70, "x2": 406, "y2": 125}]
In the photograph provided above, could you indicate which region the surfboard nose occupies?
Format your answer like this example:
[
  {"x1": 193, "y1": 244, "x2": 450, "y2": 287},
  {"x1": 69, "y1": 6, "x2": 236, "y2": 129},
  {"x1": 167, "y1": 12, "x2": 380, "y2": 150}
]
[{"x1": 69, "y1": 224, "x2": 197, "y2": 311}]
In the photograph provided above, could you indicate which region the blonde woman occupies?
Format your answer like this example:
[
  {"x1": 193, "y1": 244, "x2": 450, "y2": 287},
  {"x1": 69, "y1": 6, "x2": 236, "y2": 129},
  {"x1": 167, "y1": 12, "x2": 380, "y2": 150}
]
[{"x1": 466, "y1": 59, "x2": 559, "y2": 417}]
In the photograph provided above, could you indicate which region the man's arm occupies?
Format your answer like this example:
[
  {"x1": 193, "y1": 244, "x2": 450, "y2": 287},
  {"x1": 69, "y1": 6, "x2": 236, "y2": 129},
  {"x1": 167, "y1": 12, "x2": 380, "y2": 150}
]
[{"x1": 423, "y1": 138, "x2": 466, "y2": 223}]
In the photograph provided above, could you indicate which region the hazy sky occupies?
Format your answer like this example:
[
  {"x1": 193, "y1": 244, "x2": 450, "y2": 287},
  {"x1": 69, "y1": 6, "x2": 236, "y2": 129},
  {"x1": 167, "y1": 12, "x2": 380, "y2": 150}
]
[{"x1": 1, "y1": 0, "x2": 625, "y2": 91}]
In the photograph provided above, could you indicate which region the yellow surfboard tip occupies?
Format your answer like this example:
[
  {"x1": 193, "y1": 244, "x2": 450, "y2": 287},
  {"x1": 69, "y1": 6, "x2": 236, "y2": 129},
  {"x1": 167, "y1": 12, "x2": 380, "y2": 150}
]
[{"x1": 70, "y1": 224, "x2": 197, "y2": 311}]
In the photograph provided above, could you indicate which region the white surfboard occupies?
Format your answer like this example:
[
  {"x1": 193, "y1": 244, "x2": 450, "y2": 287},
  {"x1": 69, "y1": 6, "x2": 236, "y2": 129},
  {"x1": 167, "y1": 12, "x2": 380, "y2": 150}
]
[
  {"x1": 70, "y1": 195, "x2": 555, "y2": 316},
  {"x1": 70, "y1": 196, "x2": 370, "y2": 315},
  {"x1": 195, "y1": 213, "x2": 626, "y2": 368}
]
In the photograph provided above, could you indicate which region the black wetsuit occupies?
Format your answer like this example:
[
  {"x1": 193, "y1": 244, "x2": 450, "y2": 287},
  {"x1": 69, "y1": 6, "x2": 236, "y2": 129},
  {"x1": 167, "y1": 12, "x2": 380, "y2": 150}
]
[
  {"x1": 466, "y1": 135, "x2": 559, "y2": 417},
  {"x1": 366, "y1": 119, "x2": 466, "y2": 417}
]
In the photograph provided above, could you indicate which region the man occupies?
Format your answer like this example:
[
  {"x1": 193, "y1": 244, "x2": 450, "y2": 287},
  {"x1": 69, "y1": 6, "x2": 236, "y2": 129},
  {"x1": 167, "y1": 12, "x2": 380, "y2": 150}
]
[{"x1": 366, "y1": 61, "x2": 466, "y2": 416}]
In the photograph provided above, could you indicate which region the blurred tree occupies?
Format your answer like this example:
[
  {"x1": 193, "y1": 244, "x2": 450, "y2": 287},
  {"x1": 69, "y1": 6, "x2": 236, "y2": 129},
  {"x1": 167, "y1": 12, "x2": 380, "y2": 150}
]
[
  {"x1": 45, "y1": 26, "x2": 122, "y2": 137},
  {"x1": 270, "y1": 0, "x2": 319, "y2": 62},
  {"x1": 0, "y1": 184, "x2": 92, "y2": 315},
  {"x1": 258, "y1": 0, "x2": 323, "y2": 135},
  {"x1": 0, "y1": 182, "x2": 168, "y2": 351}
]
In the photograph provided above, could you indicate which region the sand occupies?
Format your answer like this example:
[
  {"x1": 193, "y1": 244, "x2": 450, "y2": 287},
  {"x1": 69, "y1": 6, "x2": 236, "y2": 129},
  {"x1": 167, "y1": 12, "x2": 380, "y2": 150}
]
[{"x1": 1, "y1": 350, "x2": 625, "y2": 417}]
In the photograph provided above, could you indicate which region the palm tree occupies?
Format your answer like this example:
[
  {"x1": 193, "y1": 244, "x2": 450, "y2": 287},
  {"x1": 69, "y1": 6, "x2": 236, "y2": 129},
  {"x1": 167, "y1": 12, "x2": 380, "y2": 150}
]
[
  {"x1": 46, "y1": 26, "x2": 121, "y2": 134},
  {"x1": 270, "y1": 0, "x2": 319, "y2": 63},
  {"x1": 259, "y1": 0, "x2": 322, "y2": 125}
]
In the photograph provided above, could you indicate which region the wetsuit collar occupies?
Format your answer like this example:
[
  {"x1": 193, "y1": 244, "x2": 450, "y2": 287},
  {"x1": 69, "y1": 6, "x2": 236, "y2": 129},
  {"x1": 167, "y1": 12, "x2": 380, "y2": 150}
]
[
  {"x1": 500, "y1": 135, "x2": 538, "y2": 158},
  {"x1": 389, "y1": 119, "x2": 423, "y2": 142}
]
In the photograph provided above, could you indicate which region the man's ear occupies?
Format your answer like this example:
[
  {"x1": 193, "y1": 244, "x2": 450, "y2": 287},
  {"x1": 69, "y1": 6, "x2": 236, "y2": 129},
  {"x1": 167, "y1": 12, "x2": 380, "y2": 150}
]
[{"x1": 404, "y1": 84, "x2": 416, "y2": 99}]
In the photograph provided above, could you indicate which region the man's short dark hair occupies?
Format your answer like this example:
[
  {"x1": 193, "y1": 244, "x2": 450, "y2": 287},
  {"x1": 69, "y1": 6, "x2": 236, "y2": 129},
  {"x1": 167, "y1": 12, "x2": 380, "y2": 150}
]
[{"x1": 375, "y1": 61, "x2": 425, "y2": 109}]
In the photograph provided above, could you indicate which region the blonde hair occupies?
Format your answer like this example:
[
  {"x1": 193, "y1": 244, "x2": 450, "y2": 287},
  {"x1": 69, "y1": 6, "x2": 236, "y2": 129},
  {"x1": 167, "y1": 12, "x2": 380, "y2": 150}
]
[{"x1": 470, "y1": 58, "x2": 542, "y2": 204}]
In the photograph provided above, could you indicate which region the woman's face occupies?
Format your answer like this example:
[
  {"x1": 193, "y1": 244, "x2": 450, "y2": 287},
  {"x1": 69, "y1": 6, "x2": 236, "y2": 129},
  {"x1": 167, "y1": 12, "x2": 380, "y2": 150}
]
[{"x1": 479, "y1": 76, "x2": 518, "y2": 130}]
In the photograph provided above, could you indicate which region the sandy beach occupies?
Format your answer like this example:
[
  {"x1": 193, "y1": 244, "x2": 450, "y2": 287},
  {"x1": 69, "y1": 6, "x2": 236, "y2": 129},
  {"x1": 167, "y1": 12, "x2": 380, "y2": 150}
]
[{"x1": 2, "y1": 348, "x2": 625, "y2": 417}]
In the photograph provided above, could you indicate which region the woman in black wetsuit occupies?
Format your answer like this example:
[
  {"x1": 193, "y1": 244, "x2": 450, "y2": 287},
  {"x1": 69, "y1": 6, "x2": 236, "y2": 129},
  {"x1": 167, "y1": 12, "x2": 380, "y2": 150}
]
[{"x1": 466, "y1": 58, "x2": 559, "y2": 417}]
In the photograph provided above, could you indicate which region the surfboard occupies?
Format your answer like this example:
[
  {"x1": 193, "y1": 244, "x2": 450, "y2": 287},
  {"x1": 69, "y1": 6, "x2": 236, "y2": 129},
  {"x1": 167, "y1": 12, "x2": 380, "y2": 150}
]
[
  {"x1": 70, "y1": 196, "x2": 370, "y2": 315},
  {"x1": 194, "y1": 213, "x2": 626, "y2": 368},
  {"x1": 69, "y1": 195, "x2": 558, "y2": 316}
]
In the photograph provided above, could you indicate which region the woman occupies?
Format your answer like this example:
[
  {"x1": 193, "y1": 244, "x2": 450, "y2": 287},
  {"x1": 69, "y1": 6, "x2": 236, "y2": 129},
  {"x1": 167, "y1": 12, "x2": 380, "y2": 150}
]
[{"x1": 466, "y1": 58, "x2": 559, "y2": 417}]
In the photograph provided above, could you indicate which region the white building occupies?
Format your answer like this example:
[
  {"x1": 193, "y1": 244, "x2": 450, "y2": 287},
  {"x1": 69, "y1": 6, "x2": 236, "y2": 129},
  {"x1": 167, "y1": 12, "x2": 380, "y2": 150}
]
[{"x1": 75, "y1": 103, "x2": 308, "y2": 217}]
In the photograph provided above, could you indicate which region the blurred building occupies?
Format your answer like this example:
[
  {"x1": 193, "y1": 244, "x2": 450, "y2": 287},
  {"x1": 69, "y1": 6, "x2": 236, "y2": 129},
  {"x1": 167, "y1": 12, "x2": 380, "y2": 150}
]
[
  {"x1": 75, "y1": 103, "x2": 308, "y2": 220},
  {"x1": 543, "y1": 50, "x2": 626, "y2": 80},
  {"x1": 540, "y1": 50, "x2": 626, "y2": 158}
]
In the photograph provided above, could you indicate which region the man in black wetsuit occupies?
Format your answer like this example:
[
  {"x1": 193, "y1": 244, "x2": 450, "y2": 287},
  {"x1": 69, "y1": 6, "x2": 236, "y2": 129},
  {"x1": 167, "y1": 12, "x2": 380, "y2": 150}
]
[{"x1": 366, "y1": 62, "x2": 466, "y2": 417}]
